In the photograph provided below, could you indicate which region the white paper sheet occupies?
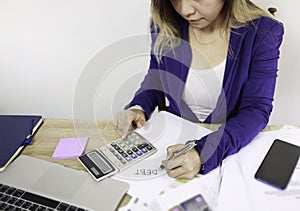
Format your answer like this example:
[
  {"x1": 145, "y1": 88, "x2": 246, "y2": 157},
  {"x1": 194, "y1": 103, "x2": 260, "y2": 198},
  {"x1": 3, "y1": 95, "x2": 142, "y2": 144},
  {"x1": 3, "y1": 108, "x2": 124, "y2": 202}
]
[
  {"x1": 113, "y1": 111, "x2": 214, "y2": 210},
  {"x1": 152, "y1": 165, "x2": 223, "y2": 211},
  {"x1": 115, "y1": 111, "x2": 300, "y2": 211},
  {"x1": 217, "y1": 128, "x2": 300, "y2": 211}
]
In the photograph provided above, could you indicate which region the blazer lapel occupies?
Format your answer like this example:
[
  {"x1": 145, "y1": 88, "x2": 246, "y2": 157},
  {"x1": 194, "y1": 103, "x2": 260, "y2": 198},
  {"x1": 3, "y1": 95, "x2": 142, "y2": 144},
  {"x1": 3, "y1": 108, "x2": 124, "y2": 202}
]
[{"x1": 206, "y1": 27, "x2": 248, "y2": 123}]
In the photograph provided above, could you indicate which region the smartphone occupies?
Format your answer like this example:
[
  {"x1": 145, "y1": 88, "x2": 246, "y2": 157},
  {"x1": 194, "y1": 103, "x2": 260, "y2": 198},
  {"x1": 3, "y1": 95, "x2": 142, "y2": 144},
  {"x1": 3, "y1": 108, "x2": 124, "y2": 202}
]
[
  {"x1": 254, "y1": 139, "x2": 300, "y2": 190},
  {"x1": 169, "y1": 194, "x2": 211, "y2": 211}
]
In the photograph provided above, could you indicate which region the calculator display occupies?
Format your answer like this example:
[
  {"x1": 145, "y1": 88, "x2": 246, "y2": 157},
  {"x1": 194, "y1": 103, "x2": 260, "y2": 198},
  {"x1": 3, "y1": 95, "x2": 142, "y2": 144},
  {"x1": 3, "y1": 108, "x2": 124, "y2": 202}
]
[
  {"x1": 88, "y1": 151, "x2": 112, "y2": 174},
  {"x1": 78, "y1": 149, "x2": 118, "y2": 181},
  {"x1": 78, "y1": 132, "x2": 157, "y2": 181}
]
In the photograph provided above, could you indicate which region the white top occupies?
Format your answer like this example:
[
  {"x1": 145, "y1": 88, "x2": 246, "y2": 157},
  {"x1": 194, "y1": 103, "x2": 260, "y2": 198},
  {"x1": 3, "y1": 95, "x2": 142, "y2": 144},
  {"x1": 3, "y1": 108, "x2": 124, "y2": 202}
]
[{"x1": 182, "y1": 59, "x2": 226, "y2": 122}]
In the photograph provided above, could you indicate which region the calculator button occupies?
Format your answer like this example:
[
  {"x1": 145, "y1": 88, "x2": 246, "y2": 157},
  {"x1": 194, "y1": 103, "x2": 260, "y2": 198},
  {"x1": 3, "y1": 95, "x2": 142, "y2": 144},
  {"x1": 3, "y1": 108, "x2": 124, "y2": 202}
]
[
  {"x1": 146, "y1": 146, "x2": 153, "y2": 150},
  {"x1": 112, "y1": 150, "x2": 118, "y2": 156},
  {"x1": 132, "y1": 147, "x2": 138, "y2": 152},
  {"x1": 137, "y1": 144, "x2": 148, "y2": 150},
  {"x1": 141, "y1": 148, "x2": 148, "y2": 153},
  {"x1": 125, "y1": 157, "x2": 132, "y2": 162},
  {"x1": 136, "y1": 151, "x2": 143, "y2": 156},
  {"x1": 127, "y1": 150, "x2": 133, "y2": 155},
  {"x1": 131, "y1": 154, "x2": 137, "y2": 159},
  {"x1": 117, "y1": 149, "x2": 124, "y2": 154}
]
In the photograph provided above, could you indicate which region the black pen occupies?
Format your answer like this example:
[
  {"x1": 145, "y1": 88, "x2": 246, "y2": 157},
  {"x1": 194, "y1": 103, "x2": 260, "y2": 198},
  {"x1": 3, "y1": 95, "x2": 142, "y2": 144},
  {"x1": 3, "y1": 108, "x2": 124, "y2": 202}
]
[{"x1": 159, "y1": 141, "x2": 197, "y2": 170}]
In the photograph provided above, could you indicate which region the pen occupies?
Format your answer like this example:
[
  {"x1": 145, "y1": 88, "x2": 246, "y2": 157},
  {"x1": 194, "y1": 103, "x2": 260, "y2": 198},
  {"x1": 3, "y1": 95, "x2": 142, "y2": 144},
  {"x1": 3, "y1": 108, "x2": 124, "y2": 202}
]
[{"x1": 159, "y1": 141, "x2": 197, "y2": 170}]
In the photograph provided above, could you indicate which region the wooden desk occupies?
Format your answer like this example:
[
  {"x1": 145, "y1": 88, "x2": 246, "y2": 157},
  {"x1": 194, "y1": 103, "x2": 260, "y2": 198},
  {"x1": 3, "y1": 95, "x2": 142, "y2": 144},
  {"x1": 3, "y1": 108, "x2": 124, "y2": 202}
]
[
  {"x1": 22, "y1": 119, "x2": 121, "y2": 170},
  {"x1": 22, "y1": 119, "x2": 132, "y2": 208},
  {"x1": 22, "y1": 119, "x2": 283, "y2": 168},
  {"x1": 21, "y1": 118, "x2": 285, "y2": 208}
]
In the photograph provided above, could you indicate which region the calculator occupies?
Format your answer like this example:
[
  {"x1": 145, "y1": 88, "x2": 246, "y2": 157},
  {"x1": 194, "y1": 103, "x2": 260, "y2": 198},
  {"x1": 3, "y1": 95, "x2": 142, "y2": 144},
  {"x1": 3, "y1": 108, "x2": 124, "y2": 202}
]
[{"x1": 78, "y1": 132, "x2": 157, "y2": 181}]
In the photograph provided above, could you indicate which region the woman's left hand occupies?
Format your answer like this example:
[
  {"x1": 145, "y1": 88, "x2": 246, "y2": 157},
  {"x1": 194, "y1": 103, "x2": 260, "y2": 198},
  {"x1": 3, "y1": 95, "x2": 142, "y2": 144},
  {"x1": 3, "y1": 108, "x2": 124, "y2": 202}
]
[{"x1": 161, "y1": 144, "x2": 202, "y2": 180}]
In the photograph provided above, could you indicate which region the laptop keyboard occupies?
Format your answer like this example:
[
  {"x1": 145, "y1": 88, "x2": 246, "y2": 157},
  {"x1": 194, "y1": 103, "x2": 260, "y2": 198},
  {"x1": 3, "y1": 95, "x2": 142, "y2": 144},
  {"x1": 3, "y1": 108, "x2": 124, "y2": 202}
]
[{"x1": 0, "y1": 183, "x2": 86, "y2": 211}]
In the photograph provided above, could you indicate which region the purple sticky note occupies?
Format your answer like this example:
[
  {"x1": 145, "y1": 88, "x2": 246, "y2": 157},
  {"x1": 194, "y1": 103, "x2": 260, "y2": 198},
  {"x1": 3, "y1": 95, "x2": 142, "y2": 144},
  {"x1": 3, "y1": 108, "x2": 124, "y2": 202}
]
[{"x1": 52, "y1": 137, "x2": 88, "y2": 159}]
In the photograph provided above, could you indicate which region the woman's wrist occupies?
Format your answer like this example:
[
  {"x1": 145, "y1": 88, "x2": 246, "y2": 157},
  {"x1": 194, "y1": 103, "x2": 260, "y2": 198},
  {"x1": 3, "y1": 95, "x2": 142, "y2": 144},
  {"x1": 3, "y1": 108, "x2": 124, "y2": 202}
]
[
  {"x1": 185, "y1": 139, "x2": 204, "y2": 173},
  {"x1": 128, "y1": 105, "x2": 144, "y2": 111}
]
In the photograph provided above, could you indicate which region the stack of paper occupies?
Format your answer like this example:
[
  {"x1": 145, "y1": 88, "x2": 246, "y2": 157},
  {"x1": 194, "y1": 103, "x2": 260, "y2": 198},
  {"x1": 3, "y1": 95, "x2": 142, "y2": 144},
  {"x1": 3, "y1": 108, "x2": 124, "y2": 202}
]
[
  {"x1": 117, "y1": 112, "x2": 300, "y2": 211},
  {"x1": 113, "y1": 111, "x2": 219, "y2": 210}
]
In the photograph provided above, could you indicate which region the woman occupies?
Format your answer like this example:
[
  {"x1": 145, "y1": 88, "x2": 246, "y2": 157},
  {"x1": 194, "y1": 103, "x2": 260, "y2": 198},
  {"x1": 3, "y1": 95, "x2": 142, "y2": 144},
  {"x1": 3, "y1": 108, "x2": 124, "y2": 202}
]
[{"x1": 114, "y1": 0, "x2": 284, "y2": 179}]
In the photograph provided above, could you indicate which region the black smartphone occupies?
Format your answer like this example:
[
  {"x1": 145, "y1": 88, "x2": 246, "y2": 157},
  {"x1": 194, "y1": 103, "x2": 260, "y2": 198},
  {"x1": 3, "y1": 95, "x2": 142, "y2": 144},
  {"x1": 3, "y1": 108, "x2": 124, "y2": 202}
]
[{"x1": 254, "y1": 139, "x2": 300, "y2": 190}]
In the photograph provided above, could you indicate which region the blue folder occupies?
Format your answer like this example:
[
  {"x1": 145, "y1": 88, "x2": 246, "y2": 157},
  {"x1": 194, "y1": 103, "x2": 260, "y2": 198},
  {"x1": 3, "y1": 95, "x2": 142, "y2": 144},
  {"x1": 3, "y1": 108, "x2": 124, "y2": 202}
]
[{"x1": 0, "y1": 115, "x2": 43, "y2": 172}]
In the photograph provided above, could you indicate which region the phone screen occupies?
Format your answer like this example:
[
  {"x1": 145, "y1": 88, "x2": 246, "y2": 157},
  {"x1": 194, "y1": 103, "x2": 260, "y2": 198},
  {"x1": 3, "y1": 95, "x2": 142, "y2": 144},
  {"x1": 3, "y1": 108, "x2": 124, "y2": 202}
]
[
  {"x1": 254, "y1": 139, "x2": 300, "y2": 189},
  {"x1": 169, "y1": 194, "x2": 211, "y2": 211}
]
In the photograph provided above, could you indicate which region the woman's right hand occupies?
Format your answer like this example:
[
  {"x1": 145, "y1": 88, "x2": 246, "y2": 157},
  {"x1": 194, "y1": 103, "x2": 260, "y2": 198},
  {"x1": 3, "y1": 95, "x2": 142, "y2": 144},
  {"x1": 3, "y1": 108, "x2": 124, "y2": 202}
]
[{"x1": 113, "y1": 109, "x2": 146, "y2": 139}]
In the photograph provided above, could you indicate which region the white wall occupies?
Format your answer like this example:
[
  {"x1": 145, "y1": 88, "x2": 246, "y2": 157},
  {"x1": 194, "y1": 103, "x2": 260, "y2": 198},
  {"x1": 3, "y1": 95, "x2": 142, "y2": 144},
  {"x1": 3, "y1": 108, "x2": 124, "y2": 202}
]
[
  {"x1": 1, "y1": 0, "x2": 300, "y2": 125},
  {"x1": 252, "y1": 0, "x2": 300, "y2": 125},
  {"x1": 0, "y1": 0, "x2": 151, "y2": 120}
]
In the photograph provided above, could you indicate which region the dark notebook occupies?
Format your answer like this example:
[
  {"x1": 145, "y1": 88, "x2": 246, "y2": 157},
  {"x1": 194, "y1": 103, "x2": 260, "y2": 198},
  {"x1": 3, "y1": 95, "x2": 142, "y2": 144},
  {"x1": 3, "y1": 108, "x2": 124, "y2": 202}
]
[{"x1": 0, "y1": 115, "x2": 43, "y2": 172}]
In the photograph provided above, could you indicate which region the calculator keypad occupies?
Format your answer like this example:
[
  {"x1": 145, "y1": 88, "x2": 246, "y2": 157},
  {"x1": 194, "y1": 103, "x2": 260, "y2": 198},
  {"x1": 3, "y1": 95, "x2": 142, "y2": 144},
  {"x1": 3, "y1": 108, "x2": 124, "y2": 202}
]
[{"x1": 107, "y1": 132, "x2": 156, "y2": 168}]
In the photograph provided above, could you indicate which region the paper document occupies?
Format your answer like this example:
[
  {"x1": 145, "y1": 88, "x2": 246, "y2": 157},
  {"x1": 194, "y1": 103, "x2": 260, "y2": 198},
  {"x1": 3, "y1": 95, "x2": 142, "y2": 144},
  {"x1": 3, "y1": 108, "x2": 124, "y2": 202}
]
[
  {"x1": 217, "y1": 128, "x2": 300, "y2": 211},
  {"x1": 113, "y1": 111, "x2": 220, "y2": 210},
  {"x1": 116, "y1": 112, "x2": 300, "y2": 211},
  {"x1": 152, "y1": 166, "x2": 223, "y2": 211}
]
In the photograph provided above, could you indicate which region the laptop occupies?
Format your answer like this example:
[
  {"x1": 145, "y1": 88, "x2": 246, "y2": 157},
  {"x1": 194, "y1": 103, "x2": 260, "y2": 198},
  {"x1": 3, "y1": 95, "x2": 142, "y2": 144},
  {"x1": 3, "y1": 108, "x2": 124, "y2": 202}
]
[{"x1": 0, "y1": 155, "x2": 129, "y2": 211}]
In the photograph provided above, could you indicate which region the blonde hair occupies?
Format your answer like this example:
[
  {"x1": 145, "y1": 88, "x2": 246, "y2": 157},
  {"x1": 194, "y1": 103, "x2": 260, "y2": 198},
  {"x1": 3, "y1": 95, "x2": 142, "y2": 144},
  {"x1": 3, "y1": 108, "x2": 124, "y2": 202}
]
[{"x1": 150, "y1": 0, "x2": 273, "y2": 58}]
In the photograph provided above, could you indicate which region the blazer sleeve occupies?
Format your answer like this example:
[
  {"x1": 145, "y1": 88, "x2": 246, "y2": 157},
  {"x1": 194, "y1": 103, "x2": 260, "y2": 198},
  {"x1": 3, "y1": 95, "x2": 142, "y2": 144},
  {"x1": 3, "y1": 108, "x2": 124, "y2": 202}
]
[{"x1": 196, "y1": 19, "x2": 284, "y2": 174}]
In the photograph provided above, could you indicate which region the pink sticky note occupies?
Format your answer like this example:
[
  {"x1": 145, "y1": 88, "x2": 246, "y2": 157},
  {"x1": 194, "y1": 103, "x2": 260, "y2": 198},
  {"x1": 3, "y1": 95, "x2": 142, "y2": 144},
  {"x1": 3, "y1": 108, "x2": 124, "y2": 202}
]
[{"x1": 52, "y1": 137, "x2": 88, "y2": 159}]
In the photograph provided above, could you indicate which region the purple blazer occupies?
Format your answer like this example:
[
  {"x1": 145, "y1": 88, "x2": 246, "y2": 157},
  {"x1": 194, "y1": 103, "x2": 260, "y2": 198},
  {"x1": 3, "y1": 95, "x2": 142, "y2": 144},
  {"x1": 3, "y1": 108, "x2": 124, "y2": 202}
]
[{"x1": 127, "y1": 16, "x2": 284, "y2": 174}]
